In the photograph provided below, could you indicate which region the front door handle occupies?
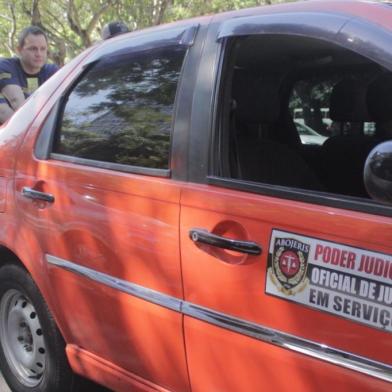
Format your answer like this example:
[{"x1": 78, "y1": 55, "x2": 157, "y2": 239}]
[
  {"x1": 22, "y1": 187, "x2": 55, "y2": 203},
  {"x1": 189, "y1": 228, "x2": 262, "y2": 255}
]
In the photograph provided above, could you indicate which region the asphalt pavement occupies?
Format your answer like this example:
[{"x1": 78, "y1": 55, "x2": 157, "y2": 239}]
[
  {"x1": 0, "y1": 372, "x2": 111, "y2": 391},
  {"x1": 0, "y1": 372, "x2": 10, "y2": 392}
]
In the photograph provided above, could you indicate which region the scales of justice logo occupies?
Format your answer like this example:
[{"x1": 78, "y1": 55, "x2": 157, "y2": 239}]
[{"x1": 269, "y1": 236, "x2": 310, "y2": 295}]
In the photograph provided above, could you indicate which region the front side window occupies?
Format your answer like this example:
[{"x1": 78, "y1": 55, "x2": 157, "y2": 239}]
[
  {"x1": 216, "y1": 34, "x2": 389, "y2": 200},
  {"x1": 53, "y1": 45, "x2": 187, "y2": 170}
]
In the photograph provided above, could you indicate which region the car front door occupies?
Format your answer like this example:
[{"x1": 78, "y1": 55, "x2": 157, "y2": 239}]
[{"x1": 180, "y1": 11, "x2": 392, "y2": 392}]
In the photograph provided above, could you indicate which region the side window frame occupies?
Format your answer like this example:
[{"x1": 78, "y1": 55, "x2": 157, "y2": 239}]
[
  {"x1": 35, "y1": 24, "x2": 198, "y2": 178},
  {"x1": 207, "y1": 14, "x2": 392, "y2": 217}
]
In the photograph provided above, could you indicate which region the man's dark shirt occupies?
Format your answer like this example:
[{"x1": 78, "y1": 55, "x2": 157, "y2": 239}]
[{"x1": 0, "y1": 57, "x2": 58, "y2": 104}]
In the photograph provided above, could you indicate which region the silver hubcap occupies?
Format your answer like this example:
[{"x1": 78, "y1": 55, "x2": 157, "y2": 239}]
[{"x1": 0, "y1": 289, "x2": 46, "y2": 387}]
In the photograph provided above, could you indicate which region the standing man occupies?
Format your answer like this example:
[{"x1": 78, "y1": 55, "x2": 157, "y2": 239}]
[{"x1": 0, "y1": 26, "x2": 59, "y2": 124}]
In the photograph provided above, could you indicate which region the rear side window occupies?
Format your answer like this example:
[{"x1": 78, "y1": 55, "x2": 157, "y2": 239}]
[{"x1": 53, "y1": 45, "x2": 187, "y2": 170}]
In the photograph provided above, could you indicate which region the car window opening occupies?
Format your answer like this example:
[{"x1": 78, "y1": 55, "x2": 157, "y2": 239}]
[
  {"x1": 52, "y1": 45, "x2": 188, "y2": 172},
  {"x1": 218, "y1": 34, "x2": 392, "y2": 200}
]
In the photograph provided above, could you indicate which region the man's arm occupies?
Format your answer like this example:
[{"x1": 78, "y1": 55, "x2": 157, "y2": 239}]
[
  {"x1": 0, "y1": 84, "x2": 26, "y2": 124},
  {"x1": 2, "y1": 84, "x2": 25, "y2": 110},
  {"x1": 0, "y1": 103, "x2": 15, "y2": 124}
]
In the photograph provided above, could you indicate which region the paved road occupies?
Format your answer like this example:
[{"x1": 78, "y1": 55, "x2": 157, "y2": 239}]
[
  {"x1": 0, "y1": 372, "x2": 111, "y2": 391},
  {"x1": 0, "y1": 372, "x2": 11, "y2": 392}
]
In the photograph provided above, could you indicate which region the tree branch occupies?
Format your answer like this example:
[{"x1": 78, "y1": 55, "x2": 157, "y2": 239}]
[
  {"x1": 86, "y1": 1, "x2": 116, "y2": 36},
  {"x1": 155, "y1": 0, "x2": 173, "y2": 25},
  {"x1": 0, "y1": 14, "x2": 13, "y2": 22},
  {"x1": 7, "y1": 3, "x2": 16, "y2": 53}
]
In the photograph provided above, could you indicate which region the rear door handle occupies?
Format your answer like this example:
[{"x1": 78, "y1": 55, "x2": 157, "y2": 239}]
[
  {"x1": 189, "y1": 228, "x2": 262, "y2": 255},
  {"x1": 22, "y1": 187, "x2": 55, "y2": 203}
]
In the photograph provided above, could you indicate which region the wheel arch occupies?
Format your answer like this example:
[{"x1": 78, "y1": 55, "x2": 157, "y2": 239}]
[
  {"x1": 0, "y1": 246, "x2": 28, "y2": 270},
  {"x1": 0, "y1": 246, "x2": 70, "y2": 345}
]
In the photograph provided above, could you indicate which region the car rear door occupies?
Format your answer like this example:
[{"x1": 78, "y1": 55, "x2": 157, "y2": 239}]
[
  {"x1": 14, "y1": 26, "x2": 198, "y2": 392},
  {"x1": 180, "y1": 9, "x2": 392, "y2": 392}
]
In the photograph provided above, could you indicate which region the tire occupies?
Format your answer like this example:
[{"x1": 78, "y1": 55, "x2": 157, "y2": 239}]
[{"x1": 0, "y1": 263, "x2": 76, "y2": 392}]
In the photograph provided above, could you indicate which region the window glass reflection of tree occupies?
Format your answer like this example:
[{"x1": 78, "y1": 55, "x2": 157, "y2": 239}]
[{"x1": 57, "y1": 46, "x2": 187, "y2": 169}]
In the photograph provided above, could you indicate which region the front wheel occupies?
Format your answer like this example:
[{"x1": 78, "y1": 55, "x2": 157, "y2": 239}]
[{"x1": 0, "y1": 263, "x2": 76, "y2": 392}]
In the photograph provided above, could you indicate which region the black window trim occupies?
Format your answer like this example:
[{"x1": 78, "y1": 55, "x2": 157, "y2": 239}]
[
  {"x1": 217, "y1": 11, "x2": 349, "y2": 42},
  {"x1": 83, "y1": 24, "x2": 199, "y2": 67},
  {"x1": 34, "y1": 24, "x2": 199, "y2": 178},
  {"x1": 50, "y1": 153, "x2": 170, "y2": 178},
  {"x1": 207, "y1": 176, "x2": 392, "y2": 218},
  {"x1": 208, "y1": 13, "x2": 392, "y2": 217}
]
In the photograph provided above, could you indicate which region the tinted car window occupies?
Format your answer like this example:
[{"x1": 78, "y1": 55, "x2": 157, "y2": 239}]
[
  {"x1": 217, "y1": 35, "x2": 387, "y2": 199},
  {"x1": 53, "y1": 45, "x2": 187, "y2": 170}
]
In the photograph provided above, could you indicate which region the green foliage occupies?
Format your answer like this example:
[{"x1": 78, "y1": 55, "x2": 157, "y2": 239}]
[{"x1": 0, "y1": 0, "x2": 292, "y2": 64}]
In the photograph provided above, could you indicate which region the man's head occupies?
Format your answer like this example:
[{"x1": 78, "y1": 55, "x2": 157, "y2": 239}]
[
  {"x1": 101, "y1": 21, "x2": 129, "y2": 40},
  {"x1": 16, "y1": 26, "x2": 48, "y2": 74}
]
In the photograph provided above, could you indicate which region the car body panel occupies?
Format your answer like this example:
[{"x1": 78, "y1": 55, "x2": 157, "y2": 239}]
[
  {"x1": 184, "y1": 317, "x2": 391, "y2": 392},
  {"x1": 180, "y1": 184, "x2": 392, "y2": 362},
  {"x1": 15, "y1": 138, "x2": 190, "y2": 390}
]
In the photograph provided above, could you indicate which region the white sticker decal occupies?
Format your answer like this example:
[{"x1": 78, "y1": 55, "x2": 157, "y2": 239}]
[{"x1": 266, "y1": 229, "x2": 392, "y2": 332}]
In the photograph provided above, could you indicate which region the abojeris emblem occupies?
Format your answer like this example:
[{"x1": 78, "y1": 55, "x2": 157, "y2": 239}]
[{"x1": 269, "y1": 237, "x2": 310, "y2": 295}]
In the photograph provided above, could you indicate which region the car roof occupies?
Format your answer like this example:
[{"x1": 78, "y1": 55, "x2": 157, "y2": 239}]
[
  {"x1": 96, "y1": 1, "x2": 392, "y2": 57},
  {"x1": 213, "y1": 0, "x2": 392, "y2": 30}
]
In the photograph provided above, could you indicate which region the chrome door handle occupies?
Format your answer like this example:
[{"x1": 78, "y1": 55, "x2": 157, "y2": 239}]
[
  {"x1": 189, "y1": 228, "x2": 262, "y2": 255},
  {"x1": 22, "y1": 187, "x2": 55, "y2": 203}
]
